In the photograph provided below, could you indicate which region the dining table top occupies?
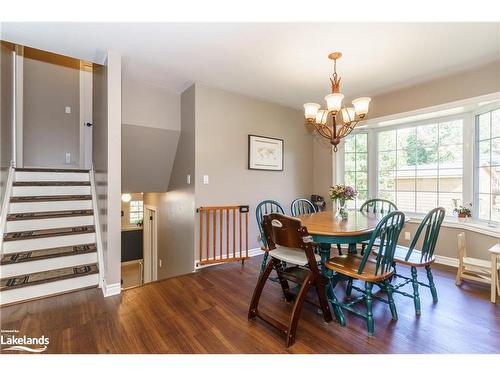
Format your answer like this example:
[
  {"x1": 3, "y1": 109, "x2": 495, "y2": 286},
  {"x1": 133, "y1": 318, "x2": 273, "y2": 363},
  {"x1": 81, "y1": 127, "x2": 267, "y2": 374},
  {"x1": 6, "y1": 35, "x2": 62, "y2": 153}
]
[{"x1": 297, "y1": 210, "x2": 395, "y2": 237}]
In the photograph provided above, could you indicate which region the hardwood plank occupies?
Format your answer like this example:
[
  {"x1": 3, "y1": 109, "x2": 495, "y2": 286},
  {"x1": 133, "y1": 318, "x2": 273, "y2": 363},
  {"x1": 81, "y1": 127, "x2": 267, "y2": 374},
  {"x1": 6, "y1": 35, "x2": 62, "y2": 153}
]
[{"x1": 0, "y1": 256, "x2": 498, "y2": 353}]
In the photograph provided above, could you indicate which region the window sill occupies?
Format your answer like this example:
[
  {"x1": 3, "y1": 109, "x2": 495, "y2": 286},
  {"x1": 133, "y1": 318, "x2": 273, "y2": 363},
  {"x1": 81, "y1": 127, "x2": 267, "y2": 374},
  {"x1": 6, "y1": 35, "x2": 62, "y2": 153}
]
[{"x1": 406, "y1": 214, "x2": 500, "y2": 238}]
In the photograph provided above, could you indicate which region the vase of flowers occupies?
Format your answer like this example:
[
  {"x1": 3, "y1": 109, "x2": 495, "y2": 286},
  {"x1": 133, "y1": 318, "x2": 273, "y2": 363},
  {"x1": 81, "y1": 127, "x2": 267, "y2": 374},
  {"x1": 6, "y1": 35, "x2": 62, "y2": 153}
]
[
  {"x1": 329, "y1": 184, "x2": 358, "y2": 221},
  {"x1": 453, "y1": 203, "x2": 472, "y2": 221}
]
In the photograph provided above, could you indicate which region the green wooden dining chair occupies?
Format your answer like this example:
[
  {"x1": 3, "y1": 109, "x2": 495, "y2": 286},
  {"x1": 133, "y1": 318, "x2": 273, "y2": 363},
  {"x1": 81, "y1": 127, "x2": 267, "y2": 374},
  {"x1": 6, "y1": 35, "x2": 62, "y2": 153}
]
[
  {"x1": 291, "y1": 198, "x2": 316, "y2": 217},
  {"x1": 325, "y1": 211, "x2": 406, "y2": 336},
  {"x1": 358, "y1": 199, "x2": 398, "y2": 254},
  {"x1": 377, "y1": 207, "x2": 445, "y2": 315},
  {"x1": 256, "y1": 200, "x2": 285, "y2": 273},
  {"x1": 360, "y1": 198, "x2": 397, "y2": 214}
]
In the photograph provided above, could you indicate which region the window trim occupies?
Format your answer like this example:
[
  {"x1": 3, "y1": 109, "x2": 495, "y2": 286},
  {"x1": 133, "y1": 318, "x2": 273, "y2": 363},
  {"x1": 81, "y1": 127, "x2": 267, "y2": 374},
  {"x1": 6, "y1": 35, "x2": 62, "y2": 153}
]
[{"x1": 473, "y1": 105, "x2": 500, "y2": 224}]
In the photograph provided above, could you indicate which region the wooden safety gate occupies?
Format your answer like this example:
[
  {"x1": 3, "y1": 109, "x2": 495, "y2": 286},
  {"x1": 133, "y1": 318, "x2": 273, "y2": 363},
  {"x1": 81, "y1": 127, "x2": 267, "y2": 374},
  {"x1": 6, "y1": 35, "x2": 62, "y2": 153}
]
[{"x1": 198, "y1": 205, "x2": 249, "y2": 266}]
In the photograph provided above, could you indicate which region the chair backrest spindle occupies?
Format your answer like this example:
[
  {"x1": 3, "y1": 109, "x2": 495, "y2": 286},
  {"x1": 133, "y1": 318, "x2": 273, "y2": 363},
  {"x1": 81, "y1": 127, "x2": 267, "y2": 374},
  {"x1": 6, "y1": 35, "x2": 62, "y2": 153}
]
[
  {"x1": 291, "y1": 198, "x2": 317, "y2": 217},
  {"x1": 358, "y1": 211, "x2": 406, "y2": 276},
  {"x1": 256, "y1": 200, "x2": 285, "y2": 248},
  {"x1": 360, "y1": 199, "x2": 397, "y2": 215},
  {"x1": 406, "y1": 207, "x2": 445, "y2": 262}
]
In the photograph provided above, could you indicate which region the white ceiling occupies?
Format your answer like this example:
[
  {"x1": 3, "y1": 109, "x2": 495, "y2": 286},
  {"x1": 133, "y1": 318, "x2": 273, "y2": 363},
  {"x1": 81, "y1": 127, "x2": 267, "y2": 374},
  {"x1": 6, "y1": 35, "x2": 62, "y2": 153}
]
[{"x1": 1, "y1": 22, "x2": 499, "y2": 109}]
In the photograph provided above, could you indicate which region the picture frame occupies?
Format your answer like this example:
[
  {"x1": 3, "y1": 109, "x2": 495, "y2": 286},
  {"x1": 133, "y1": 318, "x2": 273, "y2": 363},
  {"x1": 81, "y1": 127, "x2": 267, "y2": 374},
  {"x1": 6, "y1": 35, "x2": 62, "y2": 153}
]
[{"x1": 248, "y1": 134, "x2": 284, "y2": 171}]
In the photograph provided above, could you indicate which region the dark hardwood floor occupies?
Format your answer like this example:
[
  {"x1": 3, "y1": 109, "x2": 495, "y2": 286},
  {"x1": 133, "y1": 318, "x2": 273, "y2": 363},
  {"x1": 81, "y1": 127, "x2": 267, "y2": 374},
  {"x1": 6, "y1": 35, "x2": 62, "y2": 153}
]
[{"x1": 1, "y1": 256, "x2": 499, "y2": 354}]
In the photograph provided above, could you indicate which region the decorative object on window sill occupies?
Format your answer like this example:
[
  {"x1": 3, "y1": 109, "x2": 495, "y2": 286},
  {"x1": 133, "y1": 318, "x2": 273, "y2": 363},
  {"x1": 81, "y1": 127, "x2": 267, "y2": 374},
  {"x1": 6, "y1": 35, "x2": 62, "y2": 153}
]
[
  {"x1": 329, "y1": 184, "x2": 357, "y2": 221},
  {"x1": 311, "y1": 194, "x2": 326, "y2": 212},
  {"x1": 303, "y1": 52, "x2": 371, "y2": 152},
  {"x1": 248, "y1": 134, "x2": 284, "y2": 171},
  {"x1": 453, "y1": 203, "x2": 472, "y2": 220}
]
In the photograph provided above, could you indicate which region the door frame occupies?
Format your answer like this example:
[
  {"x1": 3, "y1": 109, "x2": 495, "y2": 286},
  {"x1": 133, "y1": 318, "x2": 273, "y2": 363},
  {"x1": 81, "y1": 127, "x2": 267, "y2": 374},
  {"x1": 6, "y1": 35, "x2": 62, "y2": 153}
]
[
  {"x1": 143, "y1": 205, "x2": 158, "y2": 283},
  {"x1": 79, "y1": 61, "x2": 93, "y2": 169}
]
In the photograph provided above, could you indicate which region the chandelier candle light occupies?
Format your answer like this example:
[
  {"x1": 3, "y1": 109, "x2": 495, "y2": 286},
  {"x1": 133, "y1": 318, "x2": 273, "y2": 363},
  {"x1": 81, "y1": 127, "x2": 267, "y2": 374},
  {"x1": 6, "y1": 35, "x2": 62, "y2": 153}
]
[{"x1": 303, "y1": 52, "x2": 371, "y2": 151}]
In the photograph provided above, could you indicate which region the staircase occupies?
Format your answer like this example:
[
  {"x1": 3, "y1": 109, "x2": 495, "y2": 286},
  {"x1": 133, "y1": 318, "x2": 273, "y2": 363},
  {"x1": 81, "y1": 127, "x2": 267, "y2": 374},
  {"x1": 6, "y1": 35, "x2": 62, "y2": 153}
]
[{"x1": 0, "y1": 167, "x2": 102, "y2": 305}]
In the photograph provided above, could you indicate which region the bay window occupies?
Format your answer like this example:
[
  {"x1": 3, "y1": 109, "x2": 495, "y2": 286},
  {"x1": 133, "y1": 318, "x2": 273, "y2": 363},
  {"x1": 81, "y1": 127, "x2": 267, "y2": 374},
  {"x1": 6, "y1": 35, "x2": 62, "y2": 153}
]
[
  {"x1": 343, "y1": 133, "x2": 368, "y2": 209},
  {"x1": 475, "y1": 108, "x2": 500, "y2": 222},
  {"x1": 377, "y1": 119, "x2": 463, "y2": 215}
]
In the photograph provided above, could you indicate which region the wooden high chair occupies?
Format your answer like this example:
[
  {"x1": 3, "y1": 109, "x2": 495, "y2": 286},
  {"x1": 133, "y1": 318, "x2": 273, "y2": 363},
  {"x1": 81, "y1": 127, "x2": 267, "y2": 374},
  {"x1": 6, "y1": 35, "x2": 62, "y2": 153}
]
[
  {"x1": 248, "y1": 213, "x2": 333, "y2": 347},
  {"x1": 455, "y1": 232, "x2": 500, "y2": 303}
]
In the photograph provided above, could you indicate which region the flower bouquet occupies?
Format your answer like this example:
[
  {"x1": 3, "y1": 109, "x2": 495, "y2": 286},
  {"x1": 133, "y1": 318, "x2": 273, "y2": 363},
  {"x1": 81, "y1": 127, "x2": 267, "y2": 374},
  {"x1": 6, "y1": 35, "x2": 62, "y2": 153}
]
[{"x1": 329, "y1": 184, "x2": 358, "y2": 220}]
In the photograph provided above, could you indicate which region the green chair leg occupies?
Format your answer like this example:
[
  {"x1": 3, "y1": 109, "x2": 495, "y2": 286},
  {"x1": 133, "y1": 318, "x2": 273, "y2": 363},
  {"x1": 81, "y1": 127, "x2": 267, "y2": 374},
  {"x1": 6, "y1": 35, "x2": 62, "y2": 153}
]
[
  {"x1": 425, "y1": 265, "x2": 438, "y2": 302},
  {"x1": 260, "y1": 252, "x2": 269, "y2": 274},
  {"x1": 384, "y1": 281, "x2": 398, "y2": 321},
  {"x1": 411, "y1": 266, "x2": 421, "y2": 315},
  {"x1": 346, "y1": 278, "x2": 353, "y2": 296},
  {"x1": 328, "y1": 277, "x2": 346, "y2": 326},
  {"x1": 365, "y1": 282, "x2": 374, "y2": 336}
]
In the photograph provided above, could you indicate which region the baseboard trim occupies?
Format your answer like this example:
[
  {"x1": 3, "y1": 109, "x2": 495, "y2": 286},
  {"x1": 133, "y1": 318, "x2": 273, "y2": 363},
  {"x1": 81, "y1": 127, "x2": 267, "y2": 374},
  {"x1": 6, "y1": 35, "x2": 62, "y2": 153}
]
[
  {"x1": 196, "y1": 248, "x2": 460, "y2": 269},
  {"x1": 434, "y1": 255, "x2": 459, "y2": 268},
  {"x1": 102, "y1": 281, "x2": 121, "y2": 297}
]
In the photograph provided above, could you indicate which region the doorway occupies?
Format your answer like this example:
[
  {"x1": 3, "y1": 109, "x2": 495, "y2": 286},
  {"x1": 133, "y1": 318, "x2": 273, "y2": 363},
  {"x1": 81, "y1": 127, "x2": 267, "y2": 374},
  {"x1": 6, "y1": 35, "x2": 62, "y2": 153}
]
[{"x1": 143, "y1": 205, "x2": 158, "y2": 283}]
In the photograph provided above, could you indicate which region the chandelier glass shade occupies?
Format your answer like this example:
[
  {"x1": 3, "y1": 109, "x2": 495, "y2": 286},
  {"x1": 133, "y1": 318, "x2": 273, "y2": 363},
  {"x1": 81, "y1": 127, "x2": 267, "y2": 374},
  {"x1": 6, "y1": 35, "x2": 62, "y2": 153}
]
[{"x1": 303, "y1": 52, "x2": 371, "y2": 151}]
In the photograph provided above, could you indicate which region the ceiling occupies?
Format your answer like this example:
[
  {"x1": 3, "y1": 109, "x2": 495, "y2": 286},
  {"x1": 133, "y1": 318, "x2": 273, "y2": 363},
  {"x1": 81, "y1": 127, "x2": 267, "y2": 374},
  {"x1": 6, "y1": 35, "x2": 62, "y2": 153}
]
[{"x1": 1, "y1": 22, "x2": 499, "y2": 109}]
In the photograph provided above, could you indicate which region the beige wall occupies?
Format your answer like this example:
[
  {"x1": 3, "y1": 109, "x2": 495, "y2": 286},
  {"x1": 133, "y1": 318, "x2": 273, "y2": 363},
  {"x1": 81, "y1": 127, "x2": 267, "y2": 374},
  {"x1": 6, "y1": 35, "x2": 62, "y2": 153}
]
[
  {"x1": 1, "y1": 41, "x2": 14, "y2": 202},
  {"x1": 23, "y1": 48, "x2": 81, "y2": 168},
  {"x1": 400, "y1": 222, "x2": 498, "y2": 261},
  {"x1": 194, "y1": 83, "x2": 314, "y2": 252},
  {"x1": 368, "y1": 61, "x2": 500, "y2": 119},
  {"x1": 313, "y1": 136, "x2": 334, "y2": 208}
]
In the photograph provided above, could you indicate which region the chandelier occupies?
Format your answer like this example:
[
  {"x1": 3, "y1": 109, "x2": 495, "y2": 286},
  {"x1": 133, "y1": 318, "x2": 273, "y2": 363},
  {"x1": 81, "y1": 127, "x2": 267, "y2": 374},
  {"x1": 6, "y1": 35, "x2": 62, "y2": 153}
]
[{"x1": 303, "y1": 52, "x2": 371, "y2": 152}]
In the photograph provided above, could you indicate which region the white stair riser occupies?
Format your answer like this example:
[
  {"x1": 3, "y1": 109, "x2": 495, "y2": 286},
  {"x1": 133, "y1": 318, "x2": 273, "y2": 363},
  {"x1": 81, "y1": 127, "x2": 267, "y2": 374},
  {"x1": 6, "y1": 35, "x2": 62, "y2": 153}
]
[
  {"x1": 12, "y1": 185, "x2": 91, "y2": 197},
  {"x1": 2, "y1": 233, "x2": 96, "y2": 253},
  {"x1": 9, "y1": 200, "x2": 92, "y2": 213},
  {"x1": 15, "y1": 171, "x2": 89, "y2": 182},
  {"x1": 0, "y1": 252, "x2": 98, "y2": 278},
  {"x1": 6, "y1": 215, "x2": 94, "y2": 232},
  {"x1": 0, "y1": 273, "x2": 99, "y2": 305}
]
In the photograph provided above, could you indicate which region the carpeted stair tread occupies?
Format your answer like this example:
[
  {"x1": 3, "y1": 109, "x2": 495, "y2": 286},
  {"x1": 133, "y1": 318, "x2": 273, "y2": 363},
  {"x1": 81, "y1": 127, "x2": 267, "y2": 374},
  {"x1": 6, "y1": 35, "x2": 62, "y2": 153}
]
[
  {"x1": 15, "y1": 167, "x2": 90, "y2": 173},
  {"x1": 13, "y1": 181, "x2": 90, "y2": 186},
  {"x1": 0, "y1": 244, "x2": 97, "y2": 265},
  {"x1": 7, "y1": 209, "x2": 94, "y2": 221},
  {"x1": 0, "y1": 263, "x2": 99, "y2": 291},
  {"x1": 11, "y1": 195, "x2": 92, "y2": 203},
  {"x1": 3, "y1": 225, "x2": 95, "y2": 242}
]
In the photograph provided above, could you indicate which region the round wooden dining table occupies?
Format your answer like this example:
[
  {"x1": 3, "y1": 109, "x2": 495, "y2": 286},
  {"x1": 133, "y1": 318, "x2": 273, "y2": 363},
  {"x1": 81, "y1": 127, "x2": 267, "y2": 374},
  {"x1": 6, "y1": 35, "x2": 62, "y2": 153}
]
[{"x1": 297, "y1": 210, "x2": 388, "y2": 272}]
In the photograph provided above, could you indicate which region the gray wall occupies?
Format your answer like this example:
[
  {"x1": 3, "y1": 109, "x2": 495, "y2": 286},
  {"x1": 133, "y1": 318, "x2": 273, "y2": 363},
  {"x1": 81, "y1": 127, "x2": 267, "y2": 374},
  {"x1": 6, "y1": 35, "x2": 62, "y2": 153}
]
[
  {"x1": 1, "y1": 41, "x2": 14, "y2": 203},
  {"x1": 23, "y1": 48, "x2": 81, "y2": 168},
  {"x1": 194, "y1": 83, "x2": 314, "y2": 252},
  {"x1": 143, "y1": 84, "x2": 196, "y2": 280},
  {"x1": 121, "y1": 80, "x2": 181, "y2": 192},
  {"x1": 121, "y1": 125, "x2": 179, "y2": 192}
]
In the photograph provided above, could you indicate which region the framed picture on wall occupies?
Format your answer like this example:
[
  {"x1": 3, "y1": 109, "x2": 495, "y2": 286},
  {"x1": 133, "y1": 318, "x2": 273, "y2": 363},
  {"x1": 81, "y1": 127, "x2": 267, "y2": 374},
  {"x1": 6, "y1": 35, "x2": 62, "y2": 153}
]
[{"x1": 248, "y1": 135, "x2": 284, "y2": 171}]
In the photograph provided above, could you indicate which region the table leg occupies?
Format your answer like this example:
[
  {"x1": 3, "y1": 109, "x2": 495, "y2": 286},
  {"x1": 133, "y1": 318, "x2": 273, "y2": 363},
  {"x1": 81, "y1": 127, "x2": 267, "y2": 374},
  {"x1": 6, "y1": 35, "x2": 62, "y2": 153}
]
[
  {"x1": 348, "y1": 243, "x2": 357, "y2": 254},
  {"x1": 318, "y1": 243, "x2": 332, "y2": 278},
  {"x1": 491, "y1": 253, "x2": 497, "y2": 303}
]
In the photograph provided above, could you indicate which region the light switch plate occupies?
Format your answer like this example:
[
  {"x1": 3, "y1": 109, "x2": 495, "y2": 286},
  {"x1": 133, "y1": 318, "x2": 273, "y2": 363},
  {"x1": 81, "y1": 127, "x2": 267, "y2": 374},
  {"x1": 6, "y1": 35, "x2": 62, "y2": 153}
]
[
  {"x1": 186, "y1": 174, "x2": 191, "y2": 184},
  {"x1": 159, "y1": 259, "x2": 162, "y2": 268},
  {"x1": 65, "y1": 153, "x2": 71, "y2": 164},
  {"x1": 404, "y1": 232, "x2": 411, "y2": 240},
  {"x1": 65, "y1": 106, "x2": 71, "y2": 114},
  {"x1": 203, "y1": 175, "x2": 209, "y2": 184}
]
